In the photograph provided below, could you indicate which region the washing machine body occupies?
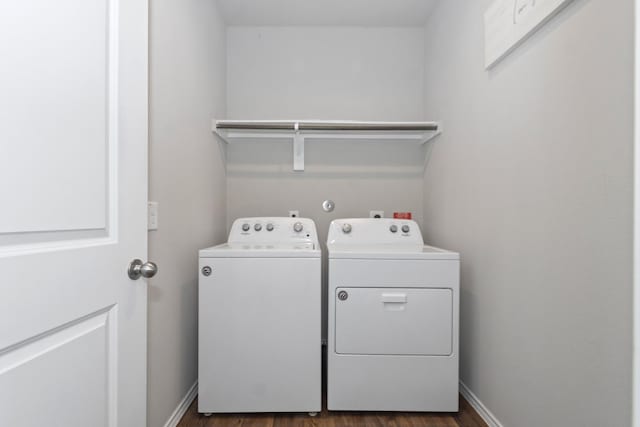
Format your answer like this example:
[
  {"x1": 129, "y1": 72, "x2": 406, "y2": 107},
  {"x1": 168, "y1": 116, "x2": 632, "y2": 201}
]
[
  {"x1": 327, "y1": 218, "x2": 460, "y2": 412},
  {"x1": 198, "y1": 217, "x2": 321, "y2": 414}
]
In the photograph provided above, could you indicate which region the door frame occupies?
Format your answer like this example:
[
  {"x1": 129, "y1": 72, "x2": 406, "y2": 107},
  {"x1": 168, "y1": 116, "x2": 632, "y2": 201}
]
[{"x1": 634, "y1": 0, "x2": 639, "y2": 425}]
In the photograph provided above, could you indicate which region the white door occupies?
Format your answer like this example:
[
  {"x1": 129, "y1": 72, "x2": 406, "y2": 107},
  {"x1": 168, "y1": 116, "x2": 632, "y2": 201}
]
[{"x1": 0, "y1": 1, "x2": 149, "y2": 426}]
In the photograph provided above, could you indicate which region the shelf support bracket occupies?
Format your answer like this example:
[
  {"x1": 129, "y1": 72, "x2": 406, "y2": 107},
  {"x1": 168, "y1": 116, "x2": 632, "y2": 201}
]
[{"x1": 293, "y1": 123, "x2": 305, "y2": 172}]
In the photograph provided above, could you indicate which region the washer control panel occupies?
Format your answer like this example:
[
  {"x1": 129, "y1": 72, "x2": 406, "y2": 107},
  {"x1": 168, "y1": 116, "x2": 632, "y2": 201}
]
[
  {"x1": 327, "y1": 218, "x2": 423, "y2": 245},
  {"x1": 229, "y1": 217, "x2": 319, "y2": 246}
]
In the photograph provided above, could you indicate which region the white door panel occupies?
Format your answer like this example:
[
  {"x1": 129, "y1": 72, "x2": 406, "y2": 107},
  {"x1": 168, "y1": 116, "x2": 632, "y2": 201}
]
[
  {"x1": 0, "y1": 0, "x2": 112, "y2": 234},
  {"x1": 0, "y1": 1, "x2": 148, "y2": 426},
  {"x1": 0, "y1": 310, "x2": 113, "y2": 426}
]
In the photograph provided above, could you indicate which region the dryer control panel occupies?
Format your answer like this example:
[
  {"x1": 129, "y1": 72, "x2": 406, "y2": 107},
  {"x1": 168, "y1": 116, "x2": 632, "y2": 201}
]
[
  {"x1": 327, "y1": 218, "x2": 424, "y2": 245},
  {"x1": 229, "y1": 217, "x2": 319, "y2": 246}
]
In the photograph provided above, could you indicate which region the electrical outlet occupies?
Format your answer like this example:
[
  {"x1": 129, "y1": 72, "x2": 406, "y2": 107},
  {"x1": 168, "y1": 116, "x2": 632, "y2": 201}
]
[
  {"x1": 148, "y1": 202, "x2": 159, "y2": 231},
  {"x1": 289, "y1": 210, "x2": 299, "y2": 218},
  {"x1": 370, "y1": 210, "x2": 384, "y2": 219}
]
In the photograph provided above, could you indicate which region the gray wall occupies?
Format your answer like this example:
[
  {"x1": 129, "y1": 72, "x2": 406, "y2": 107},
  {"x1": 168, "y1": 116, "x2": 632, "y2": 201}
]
[
  {"x1": 148, "y1": 1, "x2": 227, "y2": 426},
  {"x1": 226, "y1": 26, "x2": 426, "y2": 121},
  {"x1": 422, "y1": 1, "x2": 633, "y2": 426}
]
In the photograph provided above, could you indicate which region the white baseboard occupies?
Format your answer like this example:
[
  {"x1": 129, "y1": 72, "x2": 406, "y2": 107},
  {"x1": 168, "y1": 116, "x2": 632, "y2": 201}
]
[
  {"x1": 163, "y1": 381, "x2": 198, "y2": 427},
  {"x1": 459, "y1": 381, "x2": 504, "y2": 427}
]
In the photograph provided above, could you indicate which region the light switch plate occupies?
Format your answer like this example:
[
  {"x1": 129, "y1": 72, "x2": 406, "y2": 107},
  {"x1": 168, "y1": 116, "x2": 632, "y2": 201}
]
[{"x1": 148, "y1": 202, "x2": 158, "y2": 231}]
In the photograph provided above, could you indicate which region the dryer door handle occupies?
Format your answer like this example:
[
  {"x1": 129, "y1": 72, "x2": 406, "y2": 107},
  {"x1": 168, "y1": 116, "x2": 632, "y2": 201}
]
[{"x1": 381, "y1": 293, "x2": 407, "y2": 304}]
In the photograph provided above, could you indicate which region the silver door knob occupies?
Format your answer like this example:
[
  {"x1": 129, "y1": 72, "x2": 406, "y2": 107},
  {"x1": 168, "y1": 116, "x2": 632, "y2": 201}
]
[{"x1": 128, "y1": 259, "x2": 158, "y2": 280}]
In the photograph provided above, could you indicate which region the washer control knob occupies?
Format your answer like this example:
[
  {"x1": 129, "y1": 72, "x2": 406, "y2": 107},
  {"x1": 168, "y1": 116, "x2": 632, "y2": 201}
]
[
  {"x1": 402, "y1": 225, "x2": 410, "y2": 233},
  {"x1": 242, "y1": 223, "x2": 250, "y2": 232},
  {"x1": 293, "y1": 222, "x2": 304, "y2": 233},
  {"x1": 266, "y1": 223, "x2": 274, "y2": 232},
  {"x1": 390, "y1": 225, "x2": 398, "y2": 233},
  {"x1": 342, "y1": 223, "x2": 352, "y2": 234},
  {"x1": 254, "y1": 223, "x2": 262, "y2": 232}
]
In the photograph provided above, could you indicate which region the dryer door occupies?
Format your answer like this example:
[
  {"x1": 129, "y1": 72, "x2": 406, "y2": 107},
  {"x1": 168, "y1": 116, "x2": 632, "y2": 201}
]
[{"x1": 335, "y1": 287, "x2": 452, "y2": 356}]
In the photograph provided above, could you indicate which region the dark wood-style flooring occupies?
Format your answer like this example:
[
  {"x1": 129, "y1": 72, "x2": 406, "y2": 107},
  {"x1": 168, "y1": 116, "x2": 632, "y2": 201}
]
[{"x1": 177, "y1": 396, "x2": 488, "y2": 427}]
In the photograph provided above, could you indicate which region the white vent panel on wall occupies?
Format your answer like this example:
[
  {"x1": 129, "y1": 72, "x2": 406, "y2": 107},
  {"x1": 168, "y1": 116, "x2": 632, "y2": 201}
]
[{"x1": 484, "y1": 0, "x2": 574, "y2": 69}]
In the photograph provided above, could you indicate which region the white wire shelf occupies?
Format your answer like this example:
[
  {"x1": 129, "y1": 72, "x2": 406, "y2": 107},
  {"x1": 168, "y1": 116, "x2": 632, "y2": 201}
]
[{"x1": 212, "y1": 119, "x2": 442, "y2": 171}]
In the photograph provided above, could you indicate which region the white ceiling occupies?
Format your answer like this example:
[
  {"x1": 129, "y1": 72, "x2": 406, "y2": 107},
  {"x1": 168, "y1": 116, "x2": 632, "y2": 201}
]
[{"x1": 216, "y1": 0, "x2": 440, "y2": 27}]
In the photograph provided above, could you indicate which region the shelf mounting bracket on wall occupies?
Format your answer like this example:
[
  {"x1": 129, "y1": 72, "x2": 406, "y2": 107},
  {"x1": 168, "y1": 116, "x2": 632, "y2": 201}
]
[
  {"x1": 293, "y1": 122, "x2": 305, "y2": 171},
  {"x1": 213, "y1": 119, "x2": 442, "y2": 172}
]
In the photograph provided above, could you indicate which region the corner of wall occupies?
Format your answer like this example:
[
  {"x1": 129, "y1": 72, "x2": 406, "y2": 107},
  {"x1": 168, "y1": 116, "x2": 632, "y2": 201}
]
[{"x1": 148, "y1": 0, "x2": 228, "y2": 425}]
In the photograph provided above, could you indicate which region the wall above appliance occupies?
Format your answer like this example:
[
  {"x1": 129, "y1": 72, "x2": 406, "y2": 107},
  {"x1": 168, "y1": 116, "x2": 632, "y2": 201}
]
[
  {"x1": 216, "y1": 0, "x2": 439, "y2": 27},
  {"x1": 213, "y1": 119, "x2": 442, "y2": 172}
]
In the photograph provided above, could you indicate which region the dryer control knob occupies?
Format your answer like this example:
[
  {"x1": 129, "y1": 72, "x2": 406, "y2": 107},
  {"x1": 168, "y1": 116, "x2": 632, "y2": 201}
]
[
  {"x1": 390, "y1": 225, "x2": 398, "y2": 233},
  {"x1": 254, "y1": 224, "x2": 262, "y2": 231},
  {"x1": 402, "y1": 225, "x2": 410, "y2": 233},
  {"x1": 266, "y1": 223, "x2": 274, "y2": 232},
  {"x1": 293, "y1": 222, "x2": 304, "y2": 233},
  {"x1": 342, "y1": 223, "x2": 352, "y2": 234},
  {"x1": 242, "y1": 223, "x2": 250, "y2": 232}
]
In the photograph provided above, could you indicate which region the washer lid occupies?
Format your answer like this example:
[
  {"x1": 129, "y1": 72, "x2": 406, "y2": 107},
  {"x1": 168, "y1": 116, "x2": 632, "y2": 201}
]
[
  {"x1": 327, "y1": 244, "x2": 459, "y2": 260},
  {"x1": 200, "y1": 242, "x2": 320, "y2": 258}
]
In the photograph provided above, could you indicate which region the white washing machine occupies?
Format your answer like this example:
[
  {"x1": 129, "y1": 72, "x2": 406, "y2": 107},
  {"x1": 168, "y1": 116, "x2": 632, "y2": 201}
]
[
  {"x1": 327, "y1": 218, "x2": 460, "y2": 412},
  {"x1": 198, "y1": 217, "x2": 321, "y2": 414}
]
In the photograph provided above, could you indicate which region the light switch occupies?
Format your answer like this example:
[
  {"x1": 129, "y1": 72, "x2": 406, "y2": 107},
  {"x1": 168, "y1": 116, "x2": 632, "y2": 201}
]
[{"x1": 148, "y1": 202, "x2": 159, "y2": 231}]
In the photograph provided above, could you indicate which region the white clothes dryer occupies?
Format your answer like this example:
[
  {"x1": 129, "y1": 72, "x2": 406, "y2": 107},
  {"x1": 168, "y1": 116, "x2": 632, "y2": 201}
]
[
  {"x1": 198, "y1": 217, "x2": 321, "y2": 414},
  {"x1": 327, "y1": 218, "x2": 460, "y2": 412}
]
